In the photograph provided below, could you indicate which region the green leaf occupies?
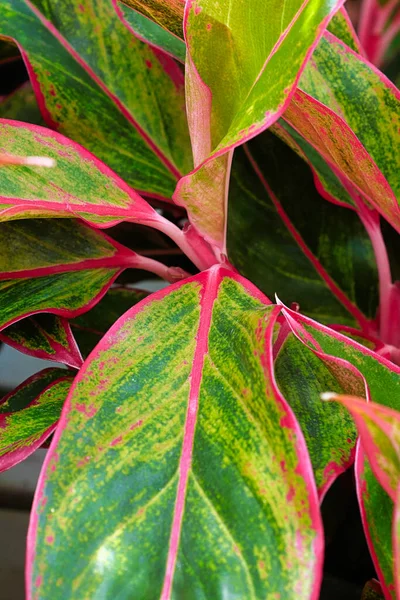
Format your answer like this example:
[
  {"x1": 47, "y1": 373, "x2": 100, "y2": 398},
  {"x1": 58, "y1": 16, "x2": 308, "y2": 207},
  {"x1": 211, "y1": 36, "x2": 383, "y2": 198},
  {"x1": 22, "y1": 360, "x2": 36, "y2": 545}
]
[
  {"x1": 71, "y1": 286, "x2": 148, "y2": 358},
  {"x1": 117, "y1": 1, "x2": 186, "y2": 62},
  {"x1": 28, "y1": 267, "x2": 323, "y2": 599},
  {"x1": 0, "y1": 120, "x2": 166, "y2": 227},
  {"x1": 0, "y1": 314, "x2": 82, "y2": 368},
  {"x1": 0, "y1": 218, "x2": 137, "y2": 329},
  {"x1": 0, "y1": 368, "x2": 73, "y2": 472},
  {"x1": 174, "y1": 0, "x2": 343, "y2": 248},
  {"x1": 327, "y1": 7, "x2": 362, "y2": 53},
  {"x1": 275, "y1": 334, "x2": 358, "y2": 497},
  {"x1": 0, "y1": 0, "x2": 192, "y2": 198},
  {"x1": 0, "y1": 82, "x2": 44, "y2": 125},
  {"x1": 227, "y1": 130, "x2": 378, "y2": 328}
]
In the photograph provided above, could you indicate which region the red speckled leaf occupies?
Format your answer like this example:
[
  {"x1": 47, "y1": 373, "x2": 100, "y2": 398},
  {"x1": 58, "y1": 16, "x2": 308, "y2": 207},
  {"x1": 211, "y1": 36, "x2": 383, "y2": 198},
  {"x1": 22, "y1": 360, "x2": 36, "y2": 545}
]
[{"x1": 28, "y1": 266, "x2": 323, "y2": 599}]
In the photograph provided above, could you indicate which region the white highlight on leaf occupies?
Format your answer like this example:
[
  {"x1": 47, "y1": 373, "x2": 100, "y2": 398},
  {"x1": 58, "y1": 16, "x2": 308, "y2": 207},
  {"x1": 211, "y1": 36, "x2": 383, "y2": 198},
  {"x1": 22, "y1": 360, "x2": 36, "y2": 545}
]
[{"x1": 320, "y1": 392, "x2": 338, "y2": 401}]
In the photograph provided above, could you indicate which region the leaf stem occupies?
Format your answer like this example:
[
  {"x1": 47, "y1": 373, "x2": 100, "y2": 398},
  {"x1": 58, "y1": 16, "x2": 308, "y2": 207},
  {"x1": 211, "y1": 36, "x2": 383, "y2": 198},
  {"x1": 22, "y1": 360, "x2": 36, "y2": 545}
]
[{"x1": 133, "y1": 254, "x2": 190, "y2": 283}]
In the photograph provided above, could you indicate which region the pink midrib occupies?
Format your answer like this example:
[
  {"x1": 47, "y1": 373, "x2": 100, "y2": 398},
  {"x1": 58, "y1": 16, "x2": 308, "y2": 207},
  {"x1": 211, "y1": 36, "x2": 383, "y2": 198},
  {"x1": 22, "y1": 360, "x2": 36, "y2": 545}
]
[
  {"x1": 23, "y1": 0, "x2": 182, "y2": 180},
  {"x1": 160, "y1": 270, "x2": 218, "y2": 599},
  {"x1": 244, "y1": 144, "x2": 373, "y2": 334}
]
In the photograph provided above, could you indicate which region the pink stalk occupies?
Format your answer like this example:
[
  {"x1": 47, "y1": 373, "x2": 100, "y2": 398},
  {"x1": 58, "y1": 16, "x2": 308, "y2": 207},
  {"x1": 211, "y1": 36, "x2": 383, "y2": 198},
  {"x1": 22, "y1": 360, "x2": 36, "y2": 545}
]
[
  {"x1": 149, "y1": 217, "x2": 217, "y2": 271},
  {"x1": 131, "y1": 254, "x2": 190, "y2": 283}
]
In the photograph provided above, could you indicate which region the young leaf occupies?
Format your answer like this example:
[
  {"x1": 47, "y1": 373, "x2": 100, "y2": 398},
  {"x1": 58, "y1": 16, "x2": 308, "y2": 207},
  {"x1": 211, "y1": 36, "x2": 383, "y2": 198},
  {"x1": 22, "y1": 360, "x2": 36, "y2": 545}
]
[
  {"x1": 275, "y1": 334, "x2": 358, "y2": 498},
  {"x1": 0, "y1": 0, "x2": 192, "y2": 198},
  {"x1": 28, "y1": 267, "x2": 323, "y2": 599},
  {"x1": 0, "y1": 368, "x2": 73, "y2": 472},
  {"x1": 0, "y1": 314, "x2": 83, "y2": 368},
  {"x1": 70, "y1": 286, "x2": 148, "y2": 358},
  {"x1": 227, "y1": 130, "x2": 378, "y2": 329},
  {"x1": 174, "y1": 0, "x2": 344, "y2": 250}
]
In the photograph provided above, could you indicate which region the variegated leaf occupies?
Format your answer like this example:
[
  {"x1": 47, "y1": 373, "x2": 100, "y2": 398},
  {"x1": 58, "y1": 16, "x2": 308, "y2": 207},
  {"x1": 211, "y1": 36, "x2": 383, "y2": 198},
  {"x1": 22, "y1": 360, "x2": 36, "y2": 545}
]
[{"x1": 28, "y1": 267, "x2": 323, "y2": 599}]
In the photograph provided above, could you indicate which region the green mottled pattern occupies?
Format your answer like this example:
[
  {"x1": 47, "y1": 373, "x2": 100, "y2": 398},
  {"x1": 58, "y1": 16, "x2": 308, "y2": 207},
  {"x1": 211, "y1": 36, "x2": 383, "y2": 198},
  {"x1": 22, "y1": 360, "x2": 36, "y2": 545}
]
[
  {"x1": 0, "y1": 219, "x2": 119, "y2": 273},
  {"x1": 0, "y1": 0, "x2": 178, "y2": 197},
  {"x1": 359, "y1": 460, "x2": 395, "y2": 598},
  {"x1": 187, "y1": 0, "x2": 339, "y2": 152},
  {"x1": 2, "y1": 314, "x2": 72, "y2": 358},
  {"x1": 227, "y1": 131, "x2": 378, "y2": 325},
  {"x1": 0, "y1": 122, "x2": 154, "y2": 223},
  {"x1": 275, "y1": 334, "x2": 357, "y2": 492},
  {"x1": 31, "y1": 0, "x2": 192, "y2": 176},
  {"x1": 327, "y1": 10, "x2": 361, "y2": 52},
  {"x1": 0, "y1": 82, "x2": 44, "y2": 125},
  {"x1": 0, "y1": 268, "x2": 119, "y2": 329},
  {"x1": 0, "y1": 374, "x2": 72, "y2": 461},
  {"x1": 119, "y1": 2, "x2": 186, "y2": 63},
  {"x1": 31, "y1": 274, "x2": 319, "y2": 599},
  {"x1": 71, "y1": 286, "x2": 148, "y2": 357},
  {"x1": 300, "y1": 34, "x2": 400, "y2": 201},
  {"x1": 274, "y1": 120, "x2": 354, "y2": 207}
]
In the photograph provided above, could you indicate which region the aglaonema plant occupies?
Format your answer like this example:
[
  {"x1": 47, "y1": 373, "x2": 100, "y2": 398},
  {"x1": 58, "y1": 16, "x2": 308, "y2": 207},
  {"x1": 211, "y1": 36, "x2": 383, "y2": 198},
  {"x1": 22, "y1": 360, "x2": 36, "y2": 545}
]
[{"x1": 0, "y1": 0, "x2": 398, "y2": 597}]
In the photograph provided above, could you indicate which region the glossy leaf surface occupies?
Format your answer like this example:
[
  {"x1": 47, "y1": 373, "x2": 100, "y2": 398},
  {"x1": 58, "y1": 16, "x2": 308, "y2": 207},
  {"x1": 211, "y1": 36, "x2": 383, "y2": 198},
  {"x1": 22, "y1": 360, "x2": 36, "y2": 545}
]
[
  {"x1": 120, "y1": 0, "x2": 184, "y2": 38},
  {"x1": 0, "y1": 120, "x2": 166, "y2": 227},
  {"x1": 227, "y1": 130, "x2": 378, "y2": 328},
  {"x1": 0, "y1": 314, "x2": 82, "y2": 368},
  {"x1": 275, "y1": 334, "x2": 357, "y2": 497},
  {"x1": 71, "y1": 286, "x2": 148, "y2": 358},
  {"x1": 28, "y1": 267, "x2": 322, "y2": 599},
  {"x1": 0, "y1": 0, "x2": 192, "y2": 198},
  {"x1": 0, "y1": 368, "x2": 73, "y2": 472},
  {"x1": 175, "y1": 0, "x2": 343, "y2": 248}
]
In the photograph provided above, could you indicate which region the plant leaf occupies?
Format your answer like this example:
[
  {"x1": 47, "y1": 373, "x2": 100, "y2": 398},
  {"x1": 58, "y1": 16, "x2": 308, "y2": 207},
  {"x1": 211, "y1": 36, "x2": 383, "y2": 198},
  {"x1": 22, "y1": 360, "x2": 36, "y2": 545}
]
[
  {"x1": 0, "y1": 120, "x2": 166, "y2": 228},
  {"x1": 119, "y1": 0, "x2": 184, "y2": 38},
  {"x1": 227, "y1": 130, "x2": 378, "y2": 328},
  {"x1": 70, "y1": 286, "x2": 148, "y2": 358},
  {"x1": 361, "y1": 579, "x2": 385, "y2": 600},
  {"x1": 329, "y1": 395, "x2": 400, "y2": 501},
  {"x1": 28, "y1": 267, "x2": 323, "y2": 599},
  {"x1": 280, "y1": 305, "x2": 400, "y2": 599},
  {"x1": 174, "y1": 0, "x2": 344, "y2": 249},
  {"x1": 0, "y1": 368, "x2": 73, "y2": 472},
  {"x1": 116, "y1": 1, "x2": 186, "y2": 62},
  {"x1": 0, "y1": 0, "x2": 192, "y2": 198},
  {"x1": 327, "y1": 6, "x2": 363, "y2": 53},
  {"x1": 0, "y1": 218, "x2": 139, "y2": 329},
  {"x1": 275, "y1": 334, "x2": 358, "y2": 498},
  {"x1": 0, "y1": 314, "x2": 83, "y2": 368}
]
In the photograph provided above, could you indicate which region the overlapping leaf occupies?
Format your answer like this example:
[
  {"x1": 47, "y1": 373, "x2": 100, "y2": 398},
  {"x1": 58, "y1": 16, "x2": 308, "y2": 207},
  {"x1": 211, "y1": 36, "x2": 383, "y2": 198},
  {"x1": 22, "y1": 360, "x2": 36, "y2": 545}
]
[
  {"x1": 280, "y1": 305, "x2": 400, "y2": 598},
  {"x1": 0, "y1": 218, "x2": 140, "y2": 330},
  {"x1": 283, "y1": 33, "x2": 400, "y2": 230},
  {"x1": 116, "y1": 0, "x2": 186, "y2": 61},
  {"x1": 0, "y1": 314, "x2": 82, "y2": 367},
  {"x1": 0, "y1": 368, "x2": 73, "y2": 472},
  {"x1": 28, "y1": 267, "x2": 323, "y2": 599},
  {"x1": 275, "y1": 334, "x2": 358, "y2": 497},
  {"x1": 227, "y1": 130, "x2": 378, "y2": 328},
  {"x1": 0, "y1": 0, "x2": 192, "y2": 198},
  {"x1": 174, "y1": 0, "x2": 343, "y2": 249}
]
